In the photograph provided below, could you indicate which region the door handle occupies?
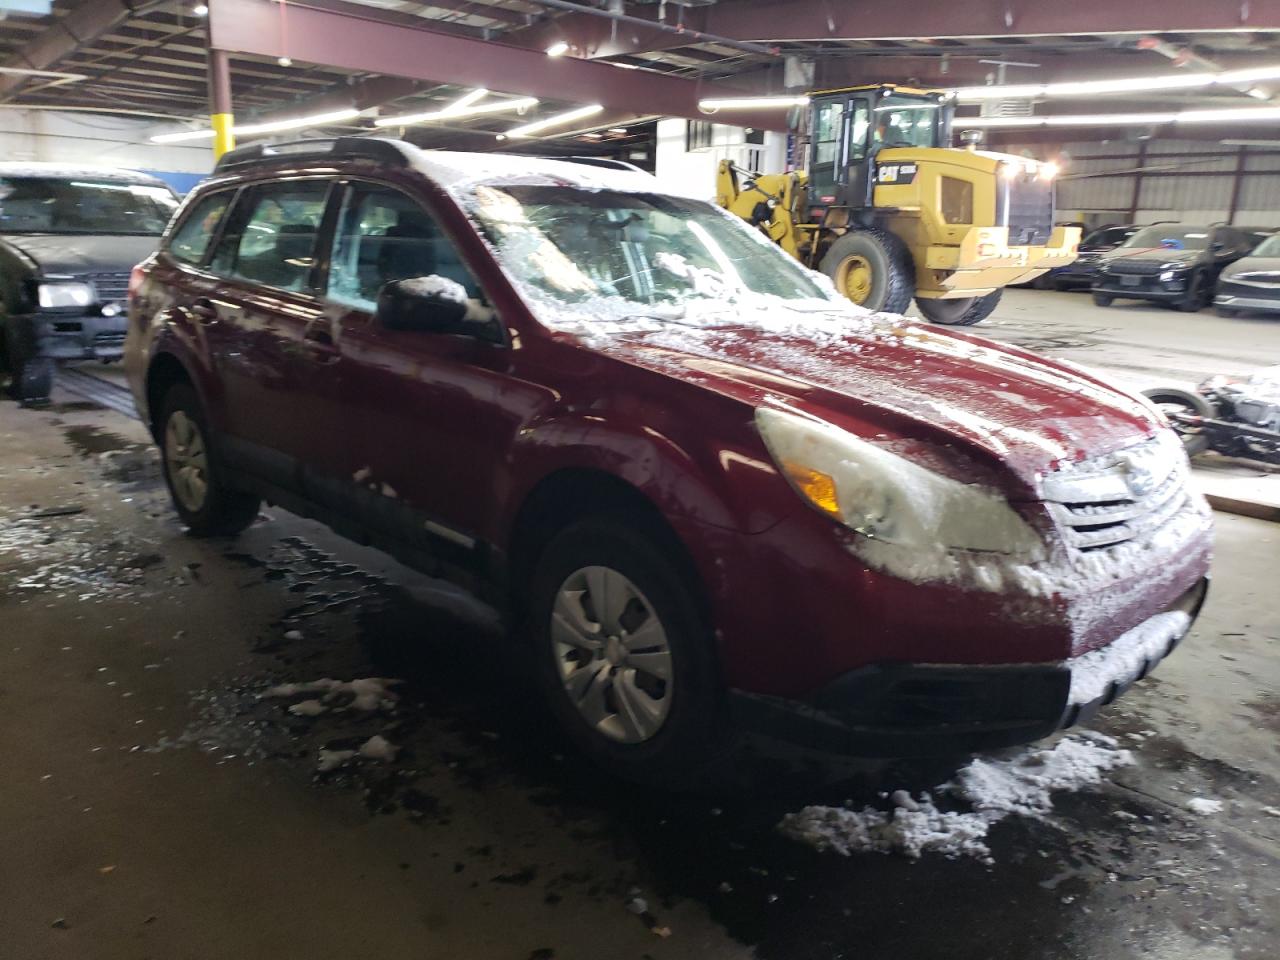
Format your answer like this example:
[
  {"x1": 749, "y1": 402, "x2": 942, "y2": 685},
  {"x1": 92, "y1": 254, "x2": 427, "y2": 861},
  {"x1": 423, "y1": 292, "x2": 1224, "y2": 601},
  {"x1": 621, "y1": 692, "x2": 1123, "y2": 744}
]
[
  {"x1": 189, "y1": 297, "x2": 218, "y2": 323},
  {"x1": 303, "y1": 320, "x2": 334, "y2": 347}
]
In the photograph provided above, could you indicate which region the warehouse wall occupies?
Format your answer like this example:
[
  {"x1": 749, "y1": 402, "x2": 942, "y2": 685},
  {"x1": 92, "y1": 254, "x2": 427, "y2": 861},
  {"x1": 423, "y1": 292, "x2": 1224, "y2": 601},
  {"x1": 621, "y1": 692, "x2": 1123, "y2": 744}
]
[
  {"x1": 654, "y1": 118, "x2": 787, "y2": 201},
  {"x1": 0, "y1": 110, "x2": 213, "y2": 192},
  {"x1": 1003, "y1": 138, "x2": 1280, "y2": 230}
]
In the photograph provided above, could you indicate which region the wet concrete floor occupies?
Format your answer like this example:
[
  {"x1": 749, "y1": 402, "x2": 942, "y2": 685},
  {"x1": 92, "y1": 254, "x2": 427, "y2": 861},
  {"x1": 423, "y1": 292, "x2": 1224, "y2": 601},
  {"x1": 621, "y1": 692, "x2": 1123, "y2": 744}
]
[{"x1": 1, "y1": 393, "x2": 1277, "y2": 960}]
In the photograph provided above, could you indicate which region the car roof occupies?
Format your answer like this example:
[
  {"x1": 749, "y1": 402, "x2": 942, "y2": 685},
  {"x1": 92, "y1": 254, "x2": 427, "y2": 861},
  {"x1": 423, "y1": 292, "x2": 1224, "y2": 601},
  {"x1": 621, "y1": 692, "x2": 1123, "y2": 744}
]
[
  {"x1": 210, "y1": 137, "x2": 685, "y2": 199},
  {"x1": 0, "y1": 161, "x2": 167, "y2": 185}
]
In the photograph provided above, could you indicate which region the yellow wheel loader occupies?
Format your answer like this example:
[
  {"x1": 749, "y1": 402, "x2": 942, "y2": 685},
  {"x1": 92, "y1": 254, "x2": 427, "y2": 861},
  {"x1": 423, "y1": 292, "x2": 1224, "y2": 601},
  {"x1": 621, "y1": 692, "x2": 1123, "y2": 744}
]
[{"x1": 716, "y1": 84, "x2": 1081, "y2": 325}]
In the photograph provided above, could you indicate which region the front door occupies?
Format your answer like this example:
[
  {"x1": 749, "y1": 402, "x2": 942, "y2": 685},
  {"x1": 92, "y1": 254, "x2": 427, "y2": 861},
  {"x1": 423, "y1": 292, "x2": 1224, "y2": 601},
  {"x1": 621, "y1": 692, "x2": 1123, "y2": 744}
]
[{"x1": 320, "y1": 181, "x2": 530, "y2": 558}]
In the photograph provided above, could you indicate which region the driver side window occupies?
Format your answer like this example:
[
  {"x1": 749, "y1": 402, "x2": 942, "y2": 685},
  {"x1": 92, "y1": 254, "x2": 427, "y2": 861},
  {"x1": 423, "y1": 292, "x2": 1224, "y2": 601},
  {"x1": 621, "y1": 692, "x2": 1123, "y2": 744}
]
[{"x1": 326, "y1": 185, "x2": 480, "y2": 311}]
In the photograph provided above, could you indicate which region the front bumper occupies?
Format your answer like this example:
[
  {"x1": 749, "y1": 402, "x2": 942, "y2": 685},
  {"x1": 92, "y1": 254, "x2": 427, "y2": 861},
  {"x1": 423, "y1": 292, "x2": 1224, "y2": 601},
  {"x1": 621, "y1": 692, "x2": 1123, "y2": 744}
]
[
  {"x1": 1215, "y1": 293, "x2": 1280, "y2": 313},
  {"x1": 1093, "y1": 271, "x2": 1190, "y2": 300},
  {"x1": 917, "y1": 225, "x2": 1082, "y2": 297},
  {"x1": 16, "y1": 311, "x2": 129, "y2": 361},
  {"x1": 731, "y1": 577, "x2": 1208, "y2": 757}
]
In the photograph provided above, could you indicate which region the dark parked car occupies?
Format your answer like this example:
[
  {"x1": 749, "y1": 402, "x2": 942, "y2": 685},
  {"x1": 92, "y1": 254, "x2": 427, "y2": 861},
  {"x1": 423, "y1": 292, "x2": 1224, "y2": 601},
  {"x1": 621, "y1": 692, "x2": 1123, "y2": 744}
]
[
  {"x1": 1092, "y1": 224, "x2": 1257, "y2": 311},
  {"x1": 0, "y1": 162, "x2": 178, "y2": 401},
  {"x1": 1216, "y1": 233, "x2": 1280, "y2": 318},
  {"x1": 125, "y1": 138, "x2": 1211, "y2": 781},
  {"x1": 1042, "y1": 224, "x2": 1141, "y2": 290}
]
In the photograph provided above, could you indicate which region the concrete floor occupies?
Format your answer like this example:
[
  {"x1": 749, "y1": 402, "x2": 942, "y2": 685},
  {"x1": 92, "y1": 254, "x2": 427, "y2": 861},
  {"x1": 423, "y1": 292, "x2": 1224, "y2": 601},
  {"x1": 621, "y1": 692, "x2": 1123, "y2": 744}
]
[{"x1": 2, "y1": 291, "x2": 1279, "y2": 959}]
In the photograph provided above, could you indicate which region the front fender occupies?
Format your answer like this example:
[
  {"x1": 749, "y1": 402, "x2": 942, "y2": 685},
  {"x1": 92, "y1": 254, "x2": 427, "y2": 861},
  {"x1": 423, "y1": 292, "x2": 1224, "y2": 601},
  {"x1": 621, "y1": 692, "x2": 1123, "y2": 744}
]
[{"x1": 498, "y1": 405, "x2": 795, "y2": 542}]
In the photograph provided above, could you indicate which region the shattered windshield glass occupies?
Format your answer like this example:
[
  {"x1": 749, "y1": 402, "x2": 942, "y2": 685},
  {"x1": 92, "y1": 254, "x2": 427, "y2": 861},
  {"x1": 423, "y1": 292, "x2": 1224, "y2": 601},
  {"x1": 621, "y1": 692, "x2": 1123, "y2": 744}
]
[{"x1": 464, "y1": 183, "x2": 839, "y2": 326}]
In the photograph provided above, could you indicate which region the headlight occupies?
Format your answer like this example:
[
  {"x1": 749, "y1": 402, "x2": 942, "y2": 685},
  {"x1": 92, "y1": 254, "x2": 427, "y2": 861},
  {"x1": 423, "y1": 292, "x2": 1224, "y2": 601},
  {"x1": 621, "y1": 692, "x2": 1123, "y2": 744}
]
[
  {"x1": 1159, "y1": 262, "x2": 1186, "y2": 272},
  {"x1": 755, "y1": 407, "x2": 1044, "y2": 557},
  {"x1": 37, "y1": 281, "x2": 94, "y2": 309}
]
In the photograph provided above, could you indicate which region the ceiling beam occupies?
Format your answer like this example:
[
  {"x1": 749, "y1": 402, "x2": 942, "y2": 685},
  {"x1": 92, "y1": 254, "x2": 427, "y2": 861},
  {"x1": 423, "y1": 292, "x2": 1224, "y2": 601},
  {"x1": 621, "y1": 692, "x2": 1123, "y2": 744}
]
[
  {"x1": 701, "y1": 0, "x2": 1280, "y2": 42},
  {"x1": 0, "y1": 0, "x2": 165, "y2": 102},
  {"x1": 205, "y1": 0, "x2": 787, "y2": 130}
]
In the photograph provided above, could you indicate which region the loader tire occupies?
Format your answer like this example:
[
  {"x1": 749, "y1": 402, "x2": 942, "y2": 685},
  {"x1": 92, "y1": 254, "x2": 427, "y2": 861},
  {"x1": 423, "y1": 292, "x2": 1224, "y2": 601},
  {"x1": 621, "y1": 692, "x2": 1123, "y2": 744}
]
[
  {"x1": 819, "y1": 227, "x2": 915, "y2": 314},
  {"x1": 916, "y1": 289, "x2": 1003, "y2": 327}
]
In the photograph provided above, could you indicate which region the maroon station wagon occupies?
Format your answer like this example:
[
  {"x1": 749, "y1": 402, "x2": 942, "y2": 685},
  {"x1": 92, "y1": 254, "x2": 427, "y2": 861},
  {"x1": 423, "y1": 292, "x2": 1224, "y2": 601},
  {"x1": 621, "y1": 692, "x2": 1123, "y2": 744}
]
[{"x1": 125, "y1": 138, "x2": 1212, "y2": 781}]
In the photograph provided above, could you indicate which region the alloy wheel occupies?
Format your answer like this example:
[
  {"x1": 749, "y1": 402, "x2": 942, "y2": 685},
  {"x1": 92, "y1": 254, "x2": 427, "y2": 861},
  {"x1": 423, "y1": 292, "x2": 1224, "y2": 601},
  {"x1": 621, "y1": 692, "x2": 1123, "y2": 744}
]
[
  {"x1": 550, "y1": 565, "x2": 674, "y2": 744},
  {"x1": 164, "y1": 410, "x2": 210, "y2": 512}
]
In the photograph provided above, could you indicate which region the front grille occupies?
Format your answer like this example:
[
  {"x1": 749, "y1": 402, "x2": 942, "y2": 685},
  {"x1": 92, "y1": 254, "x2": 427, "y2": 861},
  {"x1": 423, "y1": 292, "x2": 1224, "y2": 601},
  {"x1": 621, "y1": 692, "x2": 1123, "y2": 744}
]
[
  {"x1": 82, "y1": 271, "x2": 130, "y2": 303},
  {"x1": 1040, "y1": 432, "x2": 1190, "y2": 553},
  {"x1": 1000, "y1": 175, "x2": 1053, "y2": 246},
  {"x1": 1105, "y1": 259, "x2": 1162, "y2": 276},
  {"x1": 94, "y1": 331, "x2": 125, "y2": 345}
]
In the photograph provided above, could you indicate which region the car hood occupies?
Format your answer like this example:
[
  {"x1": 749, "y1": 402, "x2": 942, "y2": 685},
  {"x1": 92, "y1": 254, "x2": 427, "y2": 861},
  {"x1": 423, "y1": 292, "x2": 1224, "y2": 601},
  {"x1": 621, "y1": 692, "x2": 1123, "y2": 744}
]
[
  {"x1": 1222, "y1": 256, "x2": 1280, "y2": 279},
  {"x1": 1102, "y1": 247, "x2": 1202, "y2": 265},
  {"x1": 0, "y1": 232, "x2": 160, "y2": 276},
  {"x1": 588, "y1": 317, "x2": 1159, "y2": 495}
]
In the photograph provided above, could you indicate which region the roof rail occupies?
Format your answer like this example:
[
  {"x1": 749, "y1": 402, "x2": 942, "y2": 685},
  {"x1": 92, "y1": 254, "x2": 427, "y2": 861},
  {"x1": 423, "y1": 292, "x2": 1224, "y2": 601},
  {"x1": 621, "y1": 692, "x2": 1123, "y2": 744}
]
[{"x1": 214, "y1": 137, "x2": 414, "y2": 173}]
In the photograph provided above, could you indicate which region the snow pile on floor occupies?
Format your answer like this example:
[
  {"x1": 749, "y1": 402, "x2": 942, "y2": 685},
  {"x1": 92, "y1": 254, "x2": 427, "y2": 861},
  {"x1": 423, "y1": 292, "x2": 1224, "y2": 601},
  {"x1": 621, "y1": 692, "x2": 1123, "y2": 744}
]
[
  {"x1": 262, "y1": 678, "x2": 400, "y2": 713},
  {"x1": 778, "y1": 733, "x2": 1134, "y2": 863},
  {"x1": 1186, "y1": 797, "x2": 1223, "y2": 816}
]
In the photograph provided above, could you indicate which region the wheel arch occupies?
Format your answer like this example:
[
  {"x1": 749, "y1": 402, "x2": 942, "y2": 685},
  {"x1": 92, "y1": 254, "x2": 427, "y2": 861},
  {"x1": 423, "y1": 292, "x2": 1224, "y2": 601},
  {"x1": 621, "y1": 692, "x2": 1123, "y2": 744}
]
[
  {"x1": 144, "y1": 351, "x2": 195, "y2": 440},
  {"x1": 504, "y1": 467, "x2": 711, "y2": 627}
]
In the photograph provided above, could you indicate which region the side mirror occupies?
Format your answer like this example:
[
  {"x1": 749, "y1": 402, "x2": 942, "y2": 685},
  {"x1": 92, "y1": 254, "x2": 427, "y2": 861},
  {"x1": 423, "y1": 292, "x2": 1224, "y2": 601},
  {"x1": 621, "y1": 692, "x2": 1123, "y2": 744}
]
[{"x1": 376, "y1": 276, "x2": 469, "y2": 333}]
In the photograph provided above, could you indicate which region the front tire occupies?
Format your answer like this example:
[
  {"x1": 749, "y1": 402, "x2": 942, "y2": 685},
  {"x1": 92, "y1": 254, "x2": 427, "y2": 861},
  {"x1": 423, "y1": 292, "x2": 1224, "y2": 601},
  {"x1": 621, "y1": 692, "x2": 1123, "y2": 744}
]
[
  {"x1": 158, "y1": 383, "x2": 260, "y2": 536},
  {"x1": 1093, "y1": 293, "x2": 1114, "y2": 307},
  {"x1": 1176, "y1": 272, "x2": 1212, "y2": 312},
  {"x1": 1215, "y1": 306, "x2": 1239, "y2": 318},
  {"x1": 916, "y1": 289, "x2": 1003, "y2": 326},
  {"x1": 819, "y1": 227, "x2": 915, "y2": 314},
  {"x1": 527, "y1": 518, "x2": 728, "y2": 784}
]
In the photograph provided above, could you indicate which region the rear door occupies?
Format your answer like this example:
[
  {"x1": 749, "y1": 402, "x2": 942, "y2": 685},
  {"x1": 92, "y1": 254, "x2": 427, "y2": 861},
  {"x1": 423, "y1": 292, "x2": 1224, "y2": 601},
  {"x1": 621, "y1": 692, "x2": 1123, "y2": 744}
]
[{"x1": 200, "y1": 179, "x2": 347, "y2": 497}]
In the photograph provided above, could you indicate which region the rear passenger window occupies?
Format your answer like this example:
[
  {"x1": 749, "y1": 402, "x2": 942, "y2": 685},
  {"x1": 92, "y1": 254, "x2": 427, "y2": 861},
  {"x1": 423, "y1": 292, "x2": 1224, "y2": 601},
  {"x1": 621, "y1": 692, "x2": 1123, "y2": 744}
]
[
  {"x1": 210, "y1": 181, "x2": 330, "y2": 292},
  {"x1": 326, "y1": 184, "x2": 480, "y2": 311},
  {"x1": 168, "y1": 192, "x2": 232, "y2": 265}
]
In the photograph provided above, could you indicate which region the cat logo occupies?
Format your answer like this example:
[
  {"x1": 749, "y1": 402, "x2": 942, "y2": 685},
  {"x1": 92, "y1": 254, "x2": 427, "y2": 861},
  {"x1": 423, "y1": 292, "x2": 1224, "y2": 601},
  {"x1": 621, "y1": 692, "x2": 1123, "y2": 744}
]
[{"x1": 876, "y1": 163, "x2": 918, "y2": 185}]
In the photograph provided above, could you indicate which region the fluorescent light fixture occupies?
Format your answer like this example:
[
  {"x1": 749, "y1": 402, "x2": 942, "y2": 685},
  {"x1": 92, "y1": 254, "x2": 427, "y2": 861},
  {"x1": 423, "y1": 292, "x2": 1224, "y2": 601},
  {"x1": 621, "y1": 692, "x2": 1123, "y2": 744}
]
[
  {"x1": 607, "y1": 128, "x2": 628, "y2": 134},
  {"x1": 954, "y1": 64, "x2": 1280, "y2": 102},
  {"x1": 374, "y1": 95, "x2": 537, "y2": 128},
  {"x1": 150, "y1": 128, "x2": 217, "y2": 143},
  {"x1": 150, "y1": 107, "x2": 361, "y2": 143},
  {"x1": 958, "y1": 104, "x2": 1280, "y2": 129},
  {"x1": 505, "y1": 104, "x2": 603, "y2": 138},
  {"x1": 699, "y1": 95, "x2": 809, "y2": 111},
  {"x1": 193, "y1": 3, "x2": 208, "y2": 14},
  {"x1": 0, "y1": 65, "x2": 87, "y2": 86},
  {"x1": 545, "y1": 41, "x2": 570, "y2": 57}
]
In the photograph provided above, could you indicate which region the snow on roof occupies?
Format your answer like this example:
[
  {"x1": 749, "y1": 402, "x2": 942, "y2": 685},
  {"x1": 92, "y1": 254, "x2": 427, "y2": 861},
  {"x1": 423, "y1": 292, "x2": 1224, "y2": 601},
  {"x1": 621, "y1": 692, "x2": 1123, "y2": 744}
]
[
  {"x1": 405, "y1": 147, "x2": 688, "y2": 198},
  {"x1": 0, "y1": 161, "x2": 166, "y2": 184}
]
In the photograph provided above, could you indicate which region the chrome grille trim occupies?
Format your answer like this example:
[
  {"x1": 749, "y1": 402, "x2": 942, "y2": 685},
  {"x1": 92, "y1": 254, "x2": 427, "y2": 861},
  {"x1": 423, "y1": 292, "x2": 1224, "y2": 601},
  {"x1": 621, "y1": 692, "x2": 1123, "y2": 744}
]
[{"x1": 1040, "y1": 432, "x2": 1189, "y2": 553}]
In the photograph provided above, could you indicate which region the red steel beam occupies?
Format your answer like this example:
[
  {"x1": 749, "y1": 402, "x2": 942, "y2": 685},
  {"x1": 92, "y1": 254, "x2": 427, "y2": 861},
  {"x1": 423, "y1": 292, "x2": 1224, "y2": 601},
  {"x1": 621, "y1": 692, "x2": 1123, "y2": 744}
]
[
  {"x1": 206, "y1": 0, "x2": 787, "y2": 130},
  {"x1": 702, "y1": 0, "x2": 1280, "y2": 42}
]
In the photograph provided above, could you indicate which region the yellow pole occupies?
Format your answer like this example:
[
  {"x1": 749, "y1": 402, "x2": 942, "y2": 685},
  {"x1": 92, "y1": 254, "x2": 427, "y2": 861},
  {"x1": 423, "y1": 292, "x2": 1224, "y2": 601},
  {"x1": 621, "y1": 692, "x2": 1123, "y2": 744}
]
[
  {"x1": 208, "y1": 48, "x2": 234, "y2": 161},
  {"x1": 211, "y1": 112, "x2": 235, "y2": 160}
]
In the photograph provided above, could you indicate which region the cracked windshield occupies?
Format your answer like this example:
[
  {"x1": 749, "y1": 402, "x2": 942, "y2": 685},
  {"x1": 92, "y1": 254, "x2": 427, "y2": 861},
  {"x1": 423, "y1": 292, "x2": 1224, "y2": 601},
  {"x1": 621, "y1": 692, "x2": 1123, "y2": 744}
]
[{"x1": 467, "y1": 183, "x2": 837, "y2": 323}]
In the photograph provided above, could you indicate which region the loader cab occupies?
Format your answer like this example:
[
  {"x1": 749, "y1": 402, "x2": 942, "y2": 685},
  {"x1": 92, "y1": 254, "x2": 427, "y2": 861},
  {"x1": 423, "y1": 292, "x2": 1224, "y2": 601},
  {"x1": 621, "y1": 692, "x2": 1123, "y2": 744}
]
[{"x1": 807, "y1": 85, "x2": 953, "y2": 216}]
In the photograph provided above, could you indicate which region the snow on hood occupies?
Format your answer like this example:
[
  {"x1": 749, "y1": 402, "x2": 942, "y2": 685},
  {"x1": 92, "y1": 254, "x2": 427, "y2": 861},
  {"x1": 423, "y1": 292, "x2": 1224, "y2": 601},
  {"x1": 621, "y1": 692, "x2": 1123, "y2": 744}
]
[{"x1": 586, "y1": 315, "x2": 1159, "y2": 489}]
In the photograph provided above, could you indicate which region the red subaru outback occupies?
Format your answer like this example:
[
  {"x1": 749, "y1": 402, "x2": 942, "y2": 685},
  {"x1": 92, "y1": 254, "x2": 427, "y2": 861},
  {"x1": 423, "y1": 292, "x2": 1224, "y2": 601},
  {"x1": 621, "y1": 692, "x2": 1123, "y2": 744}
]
[{"x1": 125, "y1": 138, "x2": 1211, "y2": 781}]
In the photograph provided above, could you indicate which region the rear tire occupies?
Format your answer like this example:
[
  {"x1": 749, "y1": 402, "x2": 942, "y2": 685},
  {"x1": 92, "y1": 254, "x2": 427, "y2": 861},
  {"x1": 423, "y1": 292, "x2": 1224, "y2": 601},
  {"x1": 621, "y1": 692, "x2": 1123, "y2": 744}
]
[
  {"x1": 916, "y1": 289, "x2": 1003, "y2": 327},
  {"x1": 526, "y1": 518, "x2": 729, "y2": 786},
  {"x1": 1092, "y1": 293, "x2": 1114, "y2": 307},
  {"x1": 158, "y1": 382, "x2": 260, "y2": 536},
  {"x1": 819, "y1": 227, "x2": 915, "y2": 314}
]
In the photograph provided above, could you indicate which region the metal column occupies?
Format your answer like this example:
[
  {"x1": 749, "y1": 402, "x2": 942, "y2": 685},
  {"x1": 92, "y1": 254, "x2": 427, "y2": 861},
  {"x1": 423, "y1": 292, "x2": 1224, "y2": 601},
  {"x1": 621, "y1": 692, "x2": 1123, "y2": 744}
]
[{"x1": 208, "y1": 47, "x2": 234, "y2": 160}]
